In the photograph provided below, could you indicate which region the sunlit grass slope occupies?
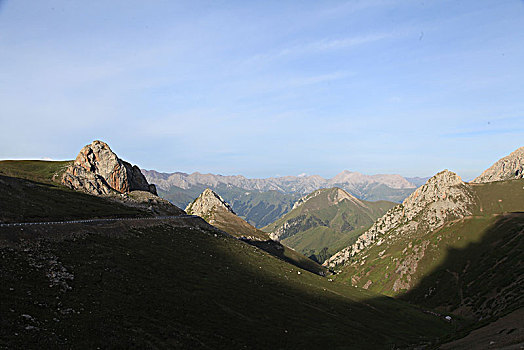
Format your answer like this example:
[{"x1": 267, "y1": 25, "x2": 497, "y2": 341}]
[{"x1": 0, "y1": 160, "x2": 149, "y2": 223}]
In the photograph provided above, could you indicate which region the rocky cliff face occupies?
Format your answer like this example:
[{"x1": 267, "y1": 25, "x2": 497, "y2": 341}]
[
  {"x1": 324, "y1": 170, "x2": 476, "y2": 267},
  {"x1": 472, "y1": 146, "x2": 524, "y2": 183},
  {"x1": 185, "y1": 188, "x2": 235, "y2": 217},
  {"x1": 62, "y1": 140, "x2": 157, "y2": 196}
]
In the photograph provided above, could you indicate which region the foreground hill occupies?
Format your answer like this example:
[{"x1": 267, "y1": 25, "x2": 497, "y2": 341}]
[
  {"x1": 263, "y1": 188, "x2": 395, "y2": 263},
  {"x1": 0, "y1": 218, "x2": 454, "y2": 349},
  {"x1": 186, "y1": 189, "x2": 326, "y2": 275}
]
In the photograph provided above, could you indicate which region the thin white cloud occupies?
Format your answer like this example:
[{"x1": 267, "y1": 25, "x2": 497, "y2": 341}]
[
  {"x1": 246, "y1": 33, "x2": 393, "y2": 65},
  {"x1": 304, "y1": 33, "x2": 392, "y2": 52}
]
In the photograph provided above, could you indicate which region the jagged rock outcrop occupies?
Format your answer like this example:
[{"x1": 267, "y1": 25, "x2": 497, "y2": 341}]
[
  {"x1": 62, "y1": 140, "x2": 157, "y2": 196},
  {"x1": 472, "y1": 146, "x2": 524, "y2": 183},
  {"x1": 186, "y1": 188, "x2": 270, "y2": 241},
  {"x1": 324, "y1": 170, "x2": 476, "y2": 267},
  {"x1": 185, "y1": 188, "x2": 235, "y2": 217}
]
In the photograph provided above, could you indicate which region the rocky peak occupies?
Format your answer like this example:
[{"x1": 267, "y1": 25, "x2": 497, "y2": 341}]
[
  {"x1": 331, "y1": 188, "x2": 365, "y2": 206},
  {"x1": 472, "y1": 147, "x2": 524, "y2": 183},
  {"x1": 291, "y1": 187, "x2": 363, "y2": 211},
  {"x1": 185, "y1": 188, "x2": 235, "y2": 217},
  {"x1": 324, "y1": 170, "x2": 475, "y2": 267},
  {"x1": 62, "y1": 140, "x2": 157, "y2": 196}
]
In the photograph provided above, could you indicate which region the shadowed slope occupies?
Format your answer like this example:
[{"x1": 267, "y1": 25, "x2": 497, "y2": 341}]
[
  {"x1": 0, "y1": 221, "x2": 454, "y2": 349},
  {"x1": 186, "y1": 188, "x2": 326, "y2": 275}
]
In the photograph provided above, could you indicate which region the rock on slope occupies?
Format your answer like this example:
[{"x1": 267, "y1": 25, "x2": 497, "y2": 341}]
[
  {"x1": 185, "y1": 188, "x2": 235, "y2": 217},
  {"x1": 186, "y1": 188, "x2": 268, "y2": 241},
  {"x1": 472, "y1": 146, "x2": 524, "y2": 183},
  {"x1": 186, "y1": 188, "x2": 326, "y2": 275},
  {"x1": 61, "y1": 140, "x2": 184, "y2": 216},
  {"x1": 325, "y1": 170, "x2": 475, "y2": 267},
  {"x1": 62, "y1": 140, "x2": 157, "y2": 196}
]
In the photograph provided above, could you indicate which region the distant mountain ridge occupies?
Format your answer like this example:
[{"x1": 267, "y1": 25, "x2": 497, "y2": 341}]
[
  {"x1": 143, "y1": 169, "x2": 424, "y2": 227},
  {"x1": 144, "y1": 169, "x2": 418, "y2": 194}
]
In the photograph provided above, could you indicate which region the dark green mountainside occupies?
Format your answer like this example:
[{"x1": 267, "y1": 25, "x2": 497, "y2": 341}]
[
  {"x1": 0, "y1": 161, "x2": 455, "y2": 349},
  {"x1": 334, "y1": 178, "x2": 524, "y2": 323},
  {"x1": 263, "y1": 188, "x2": 395, "y2": 263}
]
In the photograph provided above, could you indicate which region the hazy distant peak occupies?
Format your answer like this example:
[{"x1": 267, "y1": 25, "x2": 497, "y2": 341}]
[{"x1": 331, "y1": 170, "x2": 415, "y2": 189}]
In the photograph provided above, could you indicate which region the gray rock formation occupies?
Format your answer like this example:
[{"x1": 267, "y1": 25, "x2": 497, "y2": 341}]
[
  {"x1": 62, "y1": 140, "x2": 157, "y2": 196},
  {"x1": 472, "y1": 147, "x2": 524, "y2": 183},
  {"x1": 185, "y1": 188, "x2": 235, "y2": 216},
  {"x1": 324, "y1": 170, "x2": 476, "y2": 267}
]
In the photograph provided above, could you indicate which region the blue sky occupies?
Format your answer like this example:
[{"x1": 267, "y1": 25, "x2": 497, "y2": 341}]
[{"x1": 1, "y1": 0, "x2": 523, "y2": 180}]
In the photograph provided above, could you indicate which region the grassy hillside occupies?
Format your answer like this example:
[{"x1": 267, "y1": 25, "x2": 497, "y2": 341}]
[
  {"x1": 263, "y1": 188, "x2": 395, "y2": 263},
  {"x1": 186, "y1": 191, "x2": 327, "y2": 276},
  {"x1": 160, "y1": 185, "x2": 300, "y2": 228},
  {"x1": 0, "y1": 221, "x2": 455, "y2": 349},
  {"x1": 0, "y1": 160, "x2": 71, "y2": 184},
  {"x1": 334, "y1": 179, "x2": 524, "y2": 321},
  {"x1": 0, "y1": 161, "x2": 149, "y2": 223}
]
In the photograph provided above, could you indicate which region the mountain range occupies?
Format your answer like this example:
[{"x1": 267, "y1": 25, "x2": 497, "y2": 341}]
[
  {"x1": 0, "y1": 140, "x2": 456, "y2": 349},
  {"x1": 143, "y1": 169, "x2": 428, "y2": 227},
  {"x1": 1, "y1": 141, "x2": 523, "y2": 349}
]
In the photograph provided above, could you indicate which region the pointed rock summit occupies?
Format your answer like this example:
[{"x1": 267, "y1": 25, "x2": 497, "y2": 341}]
[
  {"x1": 291, "y1": 187, "x2": 365, "y2": 211},
  {"x1": 185, "y1": 188, "x2": 235, "y2": 217},
  {"x1": 325, "y1": 170, "x2": 475, "y2": 267},
  {"x1": 472, "y1": 146, "x2": 524, "y2": 183},
  {"x1": 186, "y1": 188, "x2": 269, "y2": 240},
  {"x1": 62, "y1": 140, "x2": 157, "y2": 196}
]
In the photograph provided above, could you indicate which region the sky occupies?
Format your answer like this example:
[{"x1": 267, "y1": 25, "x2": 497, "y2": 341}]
[{"x1": 1, "y1": 0, "x2": 523, "y2": 180}]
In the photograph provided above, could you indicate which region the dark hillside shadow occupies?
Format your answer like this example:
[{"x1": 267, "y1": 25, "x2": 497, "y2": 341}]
[
  {"x1": 241, "y1": 238, "x2": 327, "y2": 276},
  {"x1": 400, "y1": 213, "x2": 524, "y2": 322},
  {"x1": 0, "y1": 220, "x2": 455, "y2": 349}
]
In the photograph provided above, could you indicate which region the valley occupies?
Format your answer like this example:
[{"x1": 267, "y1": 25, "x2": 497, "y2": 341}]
[{"x1": 1, "y1": 141, "x2": 523, "y2": 349}]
